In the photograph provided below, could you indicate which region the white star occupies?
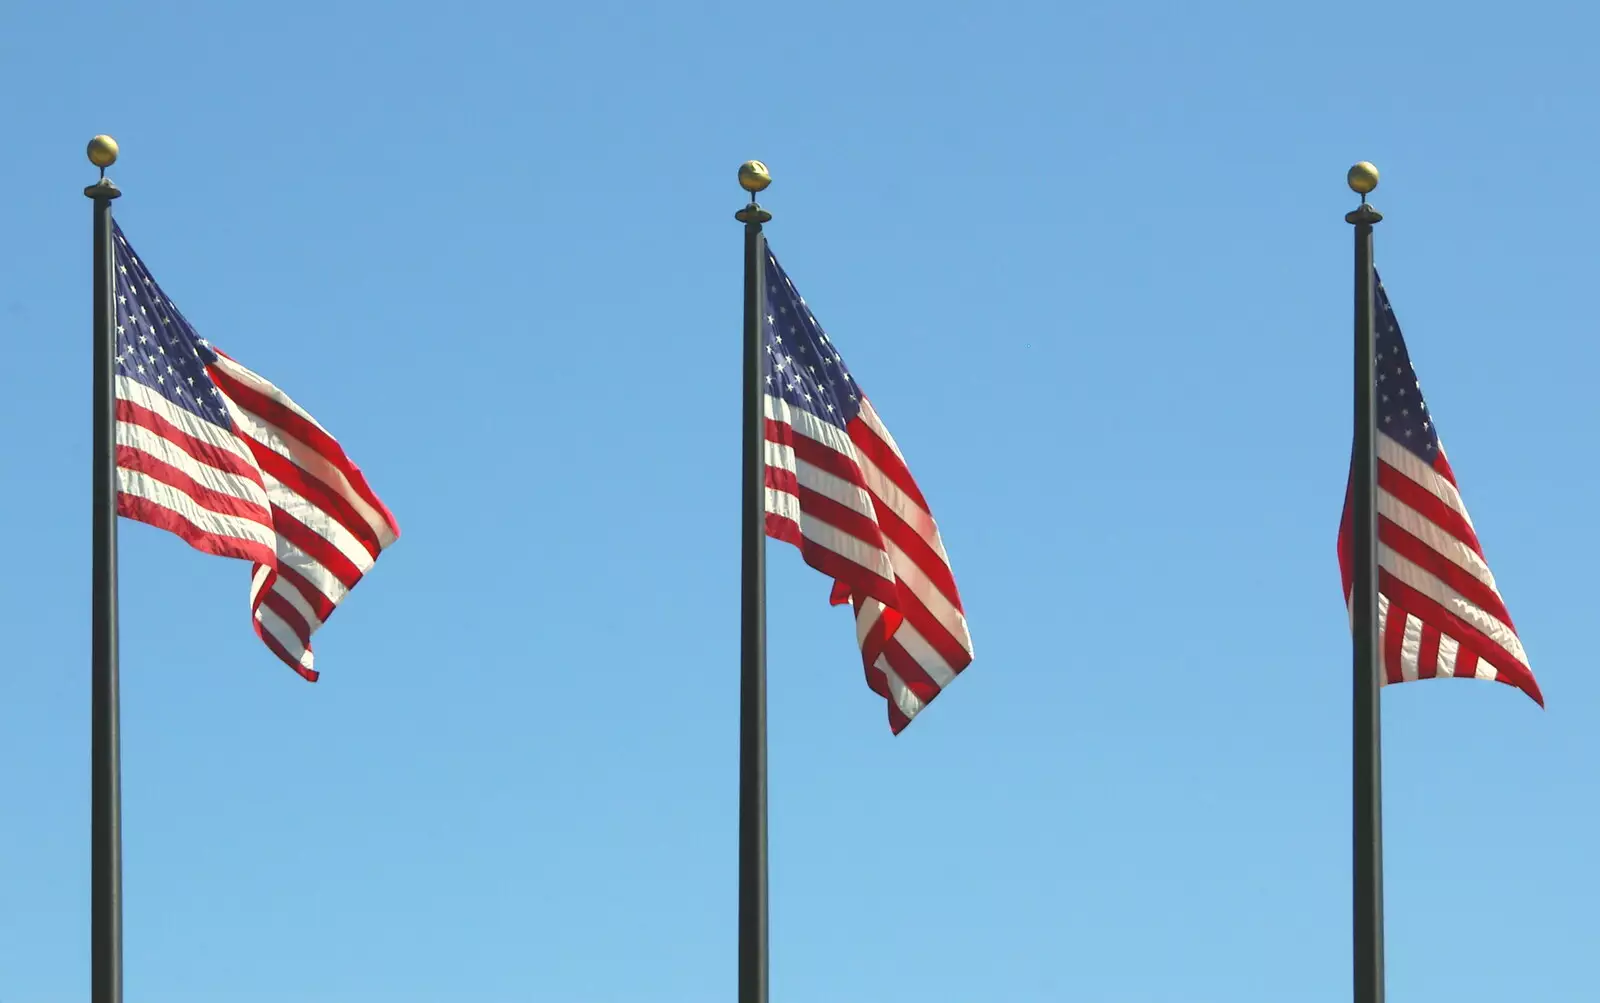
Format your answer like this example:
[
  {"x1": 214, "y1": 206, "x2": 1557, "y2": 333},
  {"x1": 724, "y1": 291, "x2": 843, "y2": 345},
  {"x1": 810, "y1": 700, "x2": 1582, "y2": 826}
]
[
  {"x1": 766, "y1": 314, "x2": 774, "y2": 325},
  {"x1": 116, "y1": 324, "x2": 125, "y2": 335},
  {"x1": 802, "y1": 391, "x2": 812, "y2": 402},
  {"x1": 136, "y1": 363, "x2": 145, "y2": 374},
  {"x1": 825, "y1": 403, "x2": 834, "y2": 413},
  {"x1": 118, "y1": 295, "x2": 126, "y2": 305},
  {"x1": 119, "y1": 265, "x2": 128, "y2": 275},
  {"x1": 138, "y1": 334, "x2": 147, "y2": 344}
]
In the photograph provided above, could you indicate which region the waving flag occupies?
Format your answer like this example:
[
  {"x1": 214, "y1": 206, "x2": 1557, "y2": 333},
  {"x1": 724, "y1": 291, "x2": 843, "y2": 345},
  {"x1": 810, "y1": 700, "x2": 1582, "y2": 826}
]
[
  {"x1": 1338, "y1": 274, "x2": 1540, "y2": 704},
  {"x1": 111, "y1": 222, "x2": 399, "y2": 679},
  {"x1": 761, "y1": 245, "x2": 974, "y2": 732}
]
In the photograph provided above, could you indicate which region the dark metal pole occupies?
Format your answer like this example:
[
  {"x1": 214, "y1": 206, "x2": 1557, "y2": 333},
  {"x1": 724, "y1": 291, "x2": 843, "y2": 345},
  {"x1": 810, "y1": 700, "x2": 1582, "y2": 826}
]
[
  {"x1": 85, "y1": 136, "x2": 124, "y2": 1003},
  {"x1": 1345, "y1": 161, "x2": 1384, "y2": 1003},
  {"x1": 734, "y1": 160, "x2": 773, "y2": 1003}
]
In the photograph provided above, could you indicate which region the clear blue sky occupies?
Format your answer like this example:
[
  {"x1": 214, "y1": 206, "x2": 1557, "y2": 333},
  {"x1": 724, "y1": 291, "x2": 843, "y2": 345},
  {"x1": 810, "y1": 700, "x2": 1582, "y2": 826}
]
[{"x1": 2, "y1": 1, "x2": 1593, "y2": 1000}]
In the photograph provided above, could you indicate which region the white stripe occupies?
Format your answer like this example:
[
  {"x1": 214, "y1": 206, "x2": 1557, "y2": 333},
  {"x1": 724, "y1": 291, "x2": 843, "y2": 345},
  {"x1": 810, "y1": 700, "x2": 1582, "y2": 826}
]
[
  {"x1": 117, "y1": 420, "x2": 272, "y2": 511},
  {"x1": 253, "y1": 570, "x2": 327, "y2": 636},
  {"x1": 254, "y1": 604, "x2": 315, "y2": 672},
  {"x1": 116, "y1": 375, "x2": 259, "y2": 470},
  {"x1": 765, "y1": 394, "x2": 858, "y2": 460},
  {"x1": 767, "y1": 487, "x2": 801, "y2": 524},
  {"x1": 212, "y1": 354, "x2": 330, "y2": 434},
  {"x1": 765, "y1": 439, "x2": 796, "y2": 474},
  {"x1": 795, "y1": 511, "x2": 895, "y2": 583},
  {"x1": 271, "y1": 536, "x2": 351, "y2": 608},
  {"x1": 1399, "y1": 612, "x2": 1423, "y2": 682},
  {"x1": 854, "y1": 598, "x2": 885, "y2": 648},
  {"x1": 263, "y1": 473, "x2": 378, "y2": 574},
  {"x1": 856, "y1": 399, "x2": 907, "y2": 464},
  {"x1": 1436, "y1": 634, "x2": 1461, "y2": 678},
  {"x1": 215, "y1": 356, "x2": 396, "y2": 548},
  {"x1": 884, "y1": 538, "x2": 972, "y2": 653},
  {"x1": 879, "y1": 659, "x2": 925, "y2": 722},
  {"x1": 1380, "y1": 546, "x2": 1528, "y2": 667},
  {"x1": 794, "y1": 457, "x2": 877, "y2": 519},
  {"x1": 1378, "y1": 434, "x2": 1473, "y2": 527},
  {"x1": 116, "y1": 467, "x2": 278, "y2": 549},
  {"x1": 885, "y1": 623, "x2": 959, "y2": 688},
  {"x1": 1475, "y1": 658, "x2": 1499, "y2": 682},
  {"x1": 1377, "y1": 489, "x2": 1499, "y2": 593}
]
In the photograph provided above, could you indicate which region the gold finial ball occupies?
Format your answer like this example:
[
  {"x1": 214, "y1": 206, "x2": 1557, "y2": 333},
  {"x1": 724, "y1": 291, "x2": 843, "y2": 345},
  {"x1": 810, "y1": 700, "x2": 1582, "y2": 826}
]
[
  {"x1": 1347, "y1": 161, "x2": 1379, "y2": 195},
  {"x1": 738, "y1": 160, "x2": 772, "y2": 194},
  {"x1": 87, "y1": 135, "x2": 120, "y2": 169}
]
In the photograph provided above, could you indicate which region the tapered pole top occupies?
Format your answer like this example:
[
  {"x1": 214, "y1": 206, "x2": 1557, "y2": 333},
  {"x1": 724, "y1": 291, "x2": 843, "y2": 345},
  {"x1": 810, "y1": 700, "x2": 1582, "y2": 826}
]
[
  {"x1": 85, "y1": 135, "x2": 122, "y2": 200},
  {"x1": 1345, "y1": 161, "x2": 1381, "y2": 225},
  {"x1": 735, "y1": 160, "x2": 772, "y2": 224}
]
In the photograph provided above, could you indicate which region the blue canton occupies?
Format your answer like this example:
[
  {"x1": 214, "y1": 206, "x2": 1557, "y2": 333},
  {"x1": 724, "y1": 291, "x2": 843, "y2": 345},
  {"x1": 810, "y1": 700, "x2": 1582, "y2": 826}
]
[
  {"x1": 113, "y1": 222, "x2": 231, "y2": 429},
  {"x1": 1375, "y1": 272, "x2": 1439, "y2": 464},
  {"x1": 762, "y1": 245, "x2": 861, "y2": 431}
]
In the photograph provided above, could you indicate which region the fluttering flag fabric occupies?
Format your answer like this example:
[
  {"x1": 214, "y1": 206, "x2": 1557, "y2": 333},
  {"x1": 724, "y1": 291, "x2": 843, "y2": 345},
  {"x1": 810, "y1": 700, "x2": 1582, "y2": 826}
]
[
  {"x1": 111, "y1": 221, "x2": 399, "y2": 679},
  {"x1": 1338, "y1": 274, "x2": 1541, "y2": 704},
  {"x1": 760, "y1": 245, "x2": 974, "y2": 732}
]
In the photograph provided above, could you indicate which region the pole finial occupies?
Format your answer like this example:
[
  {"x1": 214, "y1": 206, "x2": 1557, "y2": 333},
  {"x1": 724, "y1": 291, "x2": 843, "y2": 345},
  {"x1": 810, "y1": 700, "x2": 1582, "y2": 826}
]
[
  {"x1": 735, "y1": 160, "x2": 773, "y2": 224},
  {"x1": 88, "y1": 135, "x2": 119, "y2": 172},
  {"x1": 84, "y1": 136, "x2": 122, "y2": 200},
  {"x1": 1347, "y1": 161, "x2": 1379, "y2": 197},
  {"x1": 1345, "y1": 161, "x2": 1382, "y2": 225},
  {"x1": 739, "y1": 160, "x2": 772, "y2": 194}
]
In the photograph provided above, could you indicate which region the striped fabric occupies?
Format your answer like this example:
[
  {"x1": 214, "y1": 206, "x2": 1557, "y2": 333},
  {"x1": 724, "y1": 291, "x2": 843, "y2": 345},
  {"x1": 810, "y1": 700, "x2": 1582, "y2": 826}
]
[
  {"x1": 111, "y1": 221, "x2": 399, "y2": 679},
  {"x1": 1338, "y1": 274, "x2": 1541, "y2": 704},
  {"x1": 760, "y1": 243, "x2": 974, "y2": 732}
]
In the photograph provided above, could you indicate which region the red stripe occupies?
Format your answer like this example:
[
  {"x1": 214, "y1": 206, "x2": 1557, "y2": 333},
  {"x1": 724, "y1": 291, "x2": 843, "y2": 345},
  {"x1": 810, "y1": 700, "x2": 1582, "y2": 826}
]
[
  {"x1": 116, "y1": 398, "x2": 261, "y2": 483},
  {"x1": 258, "y1": 585, "x2": 314, "y2": 651},
  {"x1": 118, "y1": 445, "x2": 273, "y2": 526},
  {"x1": 116, "y1": 494, "x2": 276, "y2": 566},
  {"x1": 1380, "y1": 572, "x2": 1542, "y2": 706},
  {"x1": 1377, "y1": 516, "x2": 1513, "y2": 628},
  {"x1": 1382, "y1": 605, "x2": 1407, "y2": 684},
  {"x1": 885, "y1": 584, "x2": 974, "y2": 675},
  {"x1": 1378, "y1": 460, "x2": 1483, "y2": 554},
  {"x1": 766, "y1": 465, "x2": 799, "y2": 496},
  {"x1": 846, "y1": 416, "x2": 930, "y2": 512},
  {"x1": 209, "y1": 361, "x2": 400, "y2": 537},
  {"x1": 765, "y1": 512, "x2": 804, "y2": 548},
  {"x1": 252, "y1": 610, "x2": 320, "y2": 682},
  {"x1": 795, "y1": 486, "x2": 889, "y2": 554},
  {"x1": 1417, "y1": 624, "x2": 1442, "y2": 680},
  {"x1": 273, "y1": 509, "x2": 363, "y2": 591},
  {"x1": 874, "y1": 501, "x2": 964, "y2": 613},
  {"x1": 789, "y1": 536, "x2": 901, "y2": 613},
  {"x1": 880, "y1": 638, "x2": 944, "y2": 706},
  {"x1": 243, "y1": 438, "x2": 383, "y2": 559},
  {"x1": 771, "y1": 418, "x2": 871, "y2": 488},
  {"x1": 259, "y1": 561, "x2": 337, "y2": 625}
]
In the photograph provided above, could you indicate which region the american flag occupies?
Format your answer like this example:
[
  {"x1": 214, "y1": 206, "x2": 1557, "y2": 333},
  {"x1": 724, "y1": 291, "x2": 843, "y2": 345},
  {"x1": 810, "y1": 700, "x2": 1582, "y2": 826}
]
[
  {"x1": 111, "y1": 221, "x2": 399, "y2": 680},
  {"x1": 1338, "y1": 274, "x2": 1541, "y2": 705},
  {"x1": 760, "y1": 244, "x2": 974, "y2": 733}
]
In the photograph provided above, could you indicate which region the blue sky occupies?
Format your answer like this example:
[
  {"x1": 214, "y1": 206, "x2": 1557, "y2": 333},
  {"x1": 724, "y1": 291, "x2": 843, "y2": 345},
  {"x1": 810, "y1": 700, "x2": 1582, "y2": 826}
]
[{"x1": 2, "y1": 1, "x2": 1594, "y2": 1000}]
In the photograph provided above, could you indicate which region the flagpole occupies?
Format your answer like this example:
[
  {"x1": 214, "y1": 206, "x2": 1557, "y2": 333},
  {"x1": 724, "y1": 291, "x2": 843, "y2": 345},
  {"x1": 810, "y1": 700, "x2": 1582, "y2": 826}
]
[
  {"x1": 85, "y1": 135, "x2": 125, "y2": 1003},
  {"x1": 735, "y1": 160, "x2": 773, "y2": 1003},
  {"x1": 1346, "y1": 160, "x2": 1385, "y2": 1003}
]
